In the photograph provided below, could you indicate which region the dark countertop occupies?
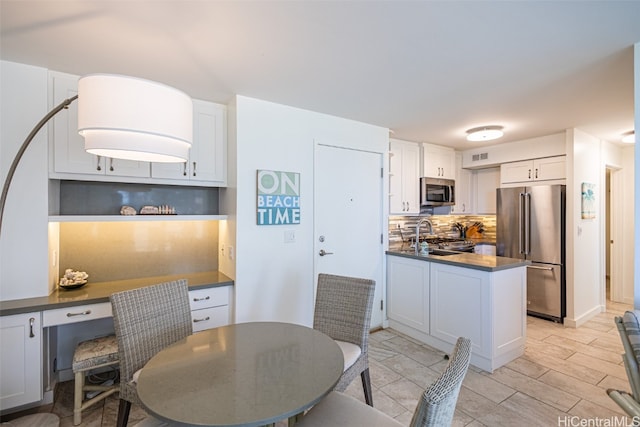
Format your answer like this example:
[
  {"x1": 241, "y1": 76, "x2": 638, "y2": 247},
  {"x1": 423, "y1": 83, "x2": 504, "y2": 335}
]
[
  {"x1": 386, "y1": 249, "x2": 529, "y2": 272},
  {"x1": 0, "y1": 271, "x2": 233, "y2": 316}
]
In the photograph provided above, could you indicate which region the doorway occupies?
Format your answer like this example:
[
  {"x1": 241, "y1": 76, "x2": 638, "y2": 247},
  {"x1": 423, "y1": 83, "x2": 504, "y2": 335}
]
[
  {"x1": 606, "y1": 166, "x2": 626, "y2": 304},
  {"x1": 313, "y1": 143, "x2": 385, "y2": 328}
]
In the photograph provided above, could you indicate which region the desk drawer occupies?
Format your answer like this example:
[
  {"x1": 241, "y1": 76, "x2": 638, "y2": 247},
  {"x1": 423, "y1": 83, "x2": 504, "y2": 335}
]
[
  {"x1": 191, "y1": 306, "x2": 230, "y2": 332},
  {"x1": 189, "y1": 286, "x2": 229, "y2": 311},
  {"x1": 42, "y1": 303, "x2": 112, "y2": 327}
]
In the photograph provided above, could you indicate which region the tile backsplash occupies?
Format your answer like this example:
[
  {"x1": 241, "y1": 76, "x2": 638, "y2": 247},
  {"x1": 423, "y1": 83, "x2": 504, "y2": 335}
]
[
  {"x1": 389, "y1": 215, "x2": 496, "y2": 245},
  {"x1": 58, "y1": 221, "x2": 218, "y2": 283}
]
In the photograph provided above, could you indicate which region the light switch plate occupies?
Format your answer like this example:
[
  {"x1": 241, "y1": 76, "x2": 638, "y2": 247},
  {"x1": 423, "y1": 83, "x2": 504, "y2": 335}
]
[{"x1": 284, "y1": 230, "x2": 296, "y2": 243}]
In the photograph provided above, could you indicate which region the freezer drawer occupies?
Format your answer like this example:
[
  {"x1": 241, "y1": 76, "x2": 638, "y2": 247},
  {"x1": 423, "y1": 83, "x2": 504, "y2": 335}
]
[{"x1": 526, "y1": 263, "x2": 563, "y2": 320}]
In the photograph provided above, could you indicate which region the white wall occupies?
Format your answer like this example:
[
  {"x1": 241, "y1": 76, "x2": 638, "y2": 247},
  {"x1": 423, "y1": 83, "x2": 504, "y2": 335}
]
[
  {"x1": 223, "y1": 95, "x2": 388, "y2": 326},
  {"x1": 635, "y1": 41, "x2": 640, "y2": 310},
  {"x1": 0, "y1": 61, "x2": 52, "y2": 300},
  {"x1": 565, "y1": 128, "x2": 604, "y2": 327}
]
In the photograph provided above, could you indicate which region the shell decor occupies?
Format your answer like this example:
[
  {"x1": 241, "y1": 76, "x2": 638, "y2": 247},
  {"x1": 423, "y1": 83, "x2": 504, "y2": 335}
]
[
  {"x1": 120, "y1": 205, "x2": 137, "y2": 216},
  {"x1": 59, "y1": 269, "x2": 89, "y2": 289}
]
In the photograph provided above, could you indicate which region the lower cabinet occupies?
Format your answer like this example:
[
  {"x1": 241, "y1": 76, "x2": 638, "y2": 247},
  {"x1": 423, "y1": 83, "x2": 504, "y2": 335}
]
[
  {"x1": 386, "y1": 255, "x2": 527, "y2": 372},
  {"x1": 0, "y1": 312, "x2": 42, "y2": 410},
  {"x1": 189, "y1": 286, "x2": 231, "y2": 332},
  {"x1": 387, "y1": 256, "x2": 430, "y2": 334}
]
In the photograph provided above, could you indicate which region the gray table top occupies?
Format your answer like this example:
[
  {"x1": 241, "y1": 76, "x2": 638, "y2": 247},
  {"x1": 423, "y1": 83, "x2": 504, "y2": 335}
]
[{"x1": 136, "y1": 322, "x2": 344, "y2": 427}]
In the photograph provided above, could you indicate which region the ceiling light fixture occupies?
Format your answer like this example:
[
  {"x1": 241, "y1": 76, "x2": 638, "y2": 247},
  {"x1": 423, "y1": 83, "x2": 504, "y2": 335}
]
[
  {"x1": 621, "y1": 130, "x2": 635, "y2": 144},
  {"x1": 466, "y1": 125, "x2": 504, "y2": 142},
  {"x1": 0, "y1": 74, "x2": 193, "y2": 235}
]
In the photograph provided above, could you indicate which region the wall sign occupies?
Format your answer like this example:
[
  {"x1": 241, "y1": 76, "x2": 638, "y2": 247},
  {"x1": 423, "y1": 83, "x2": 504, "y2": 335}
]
[{"x1": 257, "y1": 170, "x2": 300, "y2": 225}]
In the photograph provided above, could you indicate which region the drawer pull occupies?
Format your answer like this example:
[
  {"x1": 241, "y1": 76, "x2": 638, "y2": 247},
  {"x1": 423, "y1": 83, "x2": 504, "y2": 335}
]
[
  {"x1": 193, "y1": 296, "x2": 210, "y2": 302},
  {"x1": 66, "y1": 310, "x2": 92, "y2": 317},
  {"x1": 29, "y1": 317, "x2": 35, "y2": 338},
  {"x1": 193, "y1": 316, "x2": 210, "y2": 323}
]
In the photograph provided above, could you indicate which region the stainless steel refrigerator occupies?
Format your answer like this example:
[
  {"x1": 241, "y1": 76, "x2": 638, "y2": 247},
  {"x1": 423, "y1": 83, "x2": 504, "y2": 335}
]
[{"x1": 496, "y1": 185, "x2": 566, "y2": 322}]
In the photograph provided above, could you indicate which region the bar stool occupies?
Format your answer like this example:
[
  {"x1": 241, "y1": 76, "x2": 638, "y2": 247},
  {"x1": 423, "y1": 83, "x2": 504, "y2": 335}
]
[{"x1": 72, "y1": 335, "x2": 119, "y2": 425}]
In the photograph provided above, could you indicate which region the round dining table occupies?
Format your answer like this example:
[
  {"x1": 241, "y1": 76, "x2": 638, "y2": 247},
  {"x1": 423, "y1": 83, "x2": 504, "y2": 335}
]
[{"x1": 136, "y1": 321, "x2": 344, "y2": 426}]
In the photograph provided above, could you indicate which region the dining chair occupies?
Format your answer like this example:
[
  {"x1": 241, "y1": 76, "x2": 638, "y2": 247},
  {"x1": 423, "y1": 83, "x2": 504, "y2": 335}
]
[
  {"x1": 110, "y1": 279, "x2": 193, "y2": 427},
  {"x1": 607, "y1": 311, "x2": 640, "y2": 417},
  {"x1": 296, "y1": 336, "x2": 472, "y2": 427},
  {"x1": 313, "y1": 273, "x2": 376, "y2": 406}
]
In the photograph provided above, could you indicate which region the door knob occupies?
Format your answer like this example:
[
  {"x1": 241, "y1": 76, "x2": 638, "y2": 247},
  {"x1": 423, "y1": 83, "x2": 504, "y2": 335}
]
[{"x1": 319, "y1": 249, "x2": 334, "y2": 256}]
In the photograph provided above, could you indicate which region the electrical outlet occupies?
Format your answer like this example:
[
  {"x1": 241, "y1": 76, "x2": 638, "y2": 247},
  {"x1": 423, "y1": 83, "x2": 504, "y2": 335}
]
[{"x1": 228, "y1": 245, "x2": 234, "y2": 260}]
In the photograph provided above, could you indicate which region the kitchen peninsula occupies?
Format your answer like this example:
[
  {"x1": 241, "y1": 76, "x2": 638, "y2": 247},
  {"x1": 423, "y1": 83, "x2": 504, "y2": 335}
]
[{"x1": 386, "y1": 249, "x2": 528, "y2": 372}]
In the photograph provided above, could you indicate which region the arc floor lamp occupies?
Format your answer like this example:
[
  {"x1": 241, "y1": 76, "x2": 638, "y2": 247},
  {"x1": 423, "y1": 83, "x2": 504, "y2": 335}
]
[{"x1": 0, "y1": 74, "x2": 193, "y2": 236}]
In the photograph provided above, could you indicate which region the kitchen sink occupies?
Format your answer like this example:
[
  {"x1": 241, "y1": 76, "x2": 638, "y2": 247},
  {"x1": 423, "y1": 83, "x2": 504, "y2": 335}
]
[{"x1": 428, "y1": 249, "x2": 461, "y2": 256}]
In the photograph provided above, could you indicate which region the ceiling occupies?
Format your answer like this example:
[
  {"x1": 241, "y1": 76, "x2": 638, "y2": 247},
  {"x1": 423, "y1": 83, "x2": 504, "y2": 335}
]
[{"x1": 1, "y1": 1, "x2": 639, "y2": 150}]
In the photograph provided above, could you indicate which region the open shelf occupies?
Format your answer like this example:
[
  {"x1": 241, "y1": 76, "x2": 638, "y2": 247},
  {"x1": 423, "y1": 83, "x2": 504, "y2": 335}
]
[{"x1": 49, "y1": 215, "x2": 227, "y2": 223}]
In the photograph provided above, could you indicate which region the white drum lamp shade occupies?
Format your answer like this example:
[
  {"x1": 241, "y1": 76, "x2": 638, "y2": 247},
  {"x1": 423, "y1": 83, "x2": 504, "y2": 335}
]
[{"x1": 78, "y1": 74, "x2": 193, "y2": 163}]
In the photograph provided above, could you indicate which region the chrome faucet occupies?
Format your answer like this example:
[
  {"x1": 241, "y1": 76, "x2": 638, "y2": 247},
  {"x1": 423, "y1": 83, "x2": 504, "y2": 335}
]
[{"x1": 415, "y1": 217, "x2": 433, "y2": 254}]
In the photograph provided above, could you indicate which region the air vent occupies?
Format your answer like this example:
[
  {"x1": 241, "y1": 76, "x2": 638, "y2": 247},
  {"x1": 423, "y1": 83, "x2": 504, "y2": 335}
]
[{"x1": 472, "y1": 153, "x2": 489, "y2": 161}]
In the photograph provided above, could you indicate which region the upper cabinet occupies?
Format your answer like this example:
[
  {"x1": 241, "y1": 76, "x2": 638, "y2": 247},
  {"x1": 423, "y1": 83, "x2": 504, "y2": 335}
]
[
  {"x1": 48, "y1": 71, "x2": 227, "y2": 187},
  {"x1": 423, "y1": 143, "x2": 455, "y2": 180},
  {"x1": 389, "y1": 139, "x2": 420, "y2": 215},
  {"x1": 49, "y1": 71, "x2": 151, "y2": 178},
  {"x1": 151, "y1": 100, "x2": 227, "y2": 186},
  {"x1": 500, "y1": 156, "x2": 566, "y2": 185},
  {"x1": 451, "y1": 152, "x2": 472, "y2": 214},
  {"x1": 474, "y1": 167, "x2": 500, "y2": 214}
]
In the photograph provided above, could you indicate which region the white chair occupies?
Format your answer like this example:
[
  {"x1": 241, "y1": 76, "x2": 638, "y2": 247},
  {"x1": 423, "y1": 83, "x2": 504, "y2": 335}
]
[
  {"x1": 608, "y1": 310, "x2": 640, "y2": 417},
  {"x1": 313, "y1": 273, "x2": 376, "y2": 406},
  {"x1": 297, "y1": 336, "x2": 472, "y2": 427}
]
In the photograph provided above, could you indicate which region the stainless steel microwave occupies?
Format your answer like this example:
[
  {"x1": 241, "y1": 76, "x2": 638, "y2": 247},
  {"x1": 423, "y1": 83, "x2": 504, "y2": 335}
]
[{"x1": 420, "y1": 177, "x2": 455, "y2": 206}]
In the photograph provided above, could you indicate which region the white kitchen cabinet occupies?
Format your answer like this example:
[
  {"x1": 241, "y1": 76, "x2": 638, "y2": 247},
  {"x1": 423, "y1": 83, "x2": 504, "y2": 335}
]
[
  {"x1": 189, "y1": 286, "x2": 231, "y2": 332},
  {"x1": 473, "y1": 167, "x2": 500, "y2": 214},
  {"x1": 429, "y1": 262, "x2": 526, "y2": 371},
  {"x1": 451, "y1": 152, "x2": 472, "y2": 214},
  {"x1": 0, "y1": 312, "x2": 42, "y2": 410},
  {"x1": 49, "y1": 71, "x2": 151, "y2": 179},
  {"x1": 423, "y1": 143, "x2": 455, "y2": 180},
  {"x1": 387, "y1": 255, "x2": 430, "y2": 334},
  {"x1": 389, "y1": 139, "x2": 420, "y2": 214},
  {"x1": 500, "y1": 156, "x2": 566, "y2": 185},
  {"x1": 151, "y1": 100, "x2": 227, "y2": 186}
]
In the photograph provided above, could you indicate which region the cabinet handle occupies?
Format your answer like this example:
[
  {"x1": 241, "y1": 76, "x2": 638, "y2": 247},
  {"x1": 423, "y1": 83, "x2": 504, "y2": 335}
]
[
  {"x1": 193, "y1": 296, "x2": 211, "y2": 302},
  {"x1": 535, "y1": 168, "x2": 538, "y2": 179},
  {"x1": 193, "y1": 161, "x2": 197, "y2": 177},
  {"x1": 96, "y1": 156, "x2": 102, "y2": 171},
  {"x1": 183, "y1": 162, "x2": 187, "y2": 177},
  {"x1": 66, "y1": 310, "x2": 91, "y2": 317},
  {"x1": 462, "y1": 203, "x2": 466, "y2": 212},
  {"x1": 109, "y1": 158, "x2": 114, "y2": 172},
  {"x1": 406, "y1": 201, "x2": 409, "y2": 211},
  {"x1": 528, "y1": 169, "x2": 531, "y2": 179},
  {"x1": 193, "y1": 316, "x2": 211, "y2": 323},
  {"x1": 29, "y1": 317, "x2": 35, "y2": 338}
]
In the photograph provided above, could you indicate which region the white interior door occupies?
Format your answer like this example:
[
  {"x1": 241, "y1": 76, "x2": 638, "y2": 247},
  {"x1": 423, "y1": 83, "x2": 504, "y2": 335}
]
[{"x1": 314, "y1": 143, "x2": 384, "y2": 328}]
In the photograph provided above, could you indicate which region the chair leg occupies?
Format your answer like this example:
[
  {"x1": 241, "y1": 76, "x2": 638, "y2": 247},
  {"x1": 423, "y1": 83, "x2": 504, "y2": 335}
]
[
  {"x1": 361, "y1": 368, "x2": 373, "y2": 406},
  {"x1": 116, "y1": 399, "x2": 131, "y2": 427},
  {"x1": 73, "y1": 371, "x2": 83, "y2": 425}
]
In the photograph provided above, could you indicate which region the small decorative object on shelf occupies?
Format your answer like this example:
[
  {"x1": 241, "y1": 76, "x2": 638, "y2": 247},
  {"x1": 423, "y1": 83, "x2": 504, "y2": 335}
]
[
  {"x1": 140, "y1": 205, "x2": 160, "y2": 215},
  {"x1": 120, "y1": 205, "x2": 137, "y2": 216},
  {"x1": 139, "y1": 205, "x2": 176, "y2": 215},
  {"x1": 59, "y1": 269, "x2": 89, "y2": 290}
]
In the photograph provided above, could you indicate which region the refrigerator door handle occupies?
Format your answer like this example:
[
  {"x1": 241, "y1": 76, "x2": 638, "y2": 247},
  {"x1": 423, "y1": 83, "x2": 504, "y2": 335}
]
[
  {"x1": 524, "y1": 192, "x2": 531, "y2": 255},
  {"x1": 519, "y1": 192, "x2": 525, "y2": 254}
]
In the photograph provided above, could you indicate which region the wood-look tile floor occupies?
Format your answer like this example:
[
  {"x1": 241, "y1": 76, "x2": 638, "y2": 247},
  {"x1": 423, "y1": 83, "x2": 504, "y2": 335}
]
[{"x1": 2, "y1": 299, "x2": 633, "y2": 426}]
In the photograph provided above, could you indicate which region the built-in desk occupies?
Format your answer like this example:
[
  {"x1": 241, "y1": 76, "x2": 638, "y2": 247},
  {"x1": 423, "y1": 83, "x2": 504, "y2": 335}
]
[{"x1": 0, "y1": 271, "x2": 234, "y2": 412}]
